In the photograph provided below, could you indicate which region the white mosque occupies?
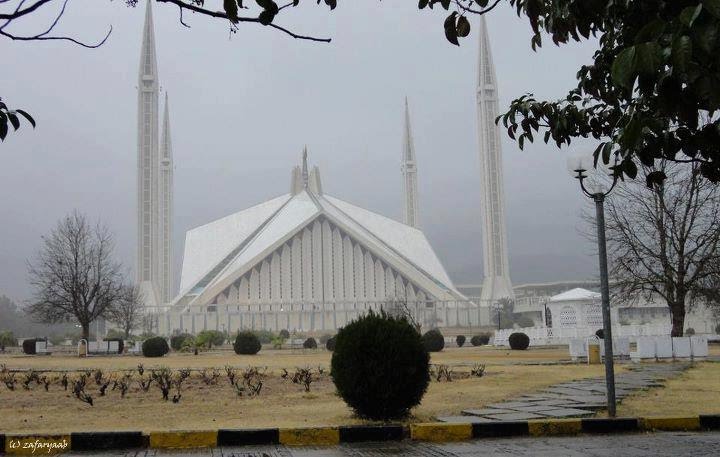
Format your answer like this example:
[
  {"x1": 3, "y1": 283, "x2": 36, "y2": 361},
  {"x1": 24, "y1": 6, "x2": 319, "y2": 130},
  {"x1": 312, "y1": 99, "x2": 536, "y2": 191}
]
[{"x1": 135, "y1": 1, "x2": 515, "y2": 334}]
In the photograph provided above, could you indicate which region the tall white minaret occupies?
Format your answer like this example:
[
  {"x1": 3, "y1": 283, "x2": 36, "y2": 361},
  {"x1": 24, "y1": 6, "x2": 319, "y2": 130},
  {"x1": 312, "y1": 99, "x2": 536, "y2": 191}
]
[
  {"x1": 159, "y1": 93, "x2": 174, "y2": 303},
  {"x1": 401, "y1": 98, "x2": 419, "y2": 228},
  {"x1": 477, "y1": 16, "x2": 514, "y2": 304},
  {"x1": 136, "y1": 0, "x2": 161, "y2": 307}
]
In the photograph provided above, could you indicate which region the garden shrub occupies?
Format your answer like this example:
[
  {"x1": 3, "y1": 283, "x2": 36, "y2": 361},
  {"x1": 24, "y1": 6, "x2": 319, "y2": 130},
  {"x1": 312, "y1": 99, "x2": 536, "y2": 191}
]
[
  {"x1": 196, "y1": 330, "x2": 226, "y2": 348},
  {"x1": 456, "y1": 335, "x2": 466, "y2": 347},
  {"x1": 685, "y1": 328, "x2": 695, "y2": 336},
  {"x1": 141, "y1": 337, "x2": 169, "y2": 357},
  {"x1": 422, "y1": 328, "x2": 445, "y2": 352},
  {"x1": 234, "y1": 331, "x2": 261, "y2": 355},
  {"x1": 326, "y1": 336, "x2": 336, "y2": 351},
  {"x1": 331, "y1": 311, "x2": 430, "y2": 420},
  {"x1": 508, "y1": 332, "x2": 530, "y2": 350},
  {"x1": 251, "y1": 330, "x2": 275, "y2": 344},
  {"x1": 22, "y1": 338, "x2": 40, "y2": 355},
  {"x1": 0, "y1": 331, "x2": 17, "y2": 347},
  {"x1": 170, "y1": 333, "x2": 193, "y2": 351},
  {"x1": 471, "y1": 333, "x2": 491, "y2": 346},
  {"x1": 303, "y1": 337, "x2": 317, "y2": 349},
  {"x1": 279, "y1": 329, "x2": 290, "y2": 339}
]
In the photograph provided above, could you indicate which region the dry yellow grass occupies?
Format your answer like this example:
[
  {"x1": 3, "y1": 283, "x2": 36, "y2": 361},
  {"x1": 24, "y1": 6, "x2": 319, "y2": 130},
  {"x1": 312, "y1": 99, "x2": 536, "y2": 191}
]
[
  {"x1": 0, "y1": 347, "x2": 611, "y2": 433},
  {"x1": 616, "y1": 362, "x2": 720, "y2": 417}
]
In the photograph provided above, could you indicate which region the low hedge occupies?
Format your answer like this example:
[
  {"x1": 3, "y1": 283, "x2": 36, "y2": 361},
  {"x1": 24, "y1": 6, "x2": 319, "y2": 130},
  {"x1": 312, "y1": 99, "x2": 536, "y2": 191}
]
[{"x1": 456, "y1": 335, "x2": 466, "y2": 347}]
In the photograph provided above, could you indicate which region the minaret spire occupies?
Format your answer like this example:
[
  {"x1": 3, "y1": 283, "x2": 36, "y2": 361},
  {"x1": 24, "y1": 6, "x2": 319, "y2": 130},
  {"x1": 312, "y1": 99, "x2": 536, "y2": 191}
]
[
  {"x1": 476, "y1": 15, "x2": 514, "y2": 305},
  {"x1": 159, "y1": 92, "x2": 174, "y2": 303},
  {"x1": 302, "y1": 146, "x2": 309, "y2": 188},
  {"x1": 401, "y1": 97, "x2": 419, "y2": 228},
  {"x1": 136, "y1": 0, "x2": 162, "y2": 307}
]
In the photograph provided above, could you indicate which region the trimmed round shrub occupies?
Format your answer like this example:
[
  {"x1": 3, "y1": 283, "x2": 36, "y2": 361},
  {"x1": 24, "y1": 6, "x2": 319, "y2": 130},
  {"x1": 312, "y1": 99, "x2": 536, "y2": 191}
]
[
  {"x1": 234, "y1": 331, "x2": 261, "y2": 355},
  {"x1": 326, "y1": 336, "x2": 336, "y2": 351},
  {"x1": 303, "y1": 337, "x2": 317, "y2": 349},
  {"x1": 595, "y1": 329, "x2": 604, "y2": 339},
  {"x1": 422, "y1": 329, "x2": 445, "y2": 352},
  {"x1": 105, "y1": 338, "x2": 124, "y2": 354},
  {"x1": 508, "y1": 332, "x2": 530, "y2": 350},
  {"x1": 456, "y1": 335, "x2": 466, "y2": 347},
  {"x1": 279, "y1": 329, "x2": 290, "y2": 339},
  {"x1": 685, "y1": 327, "x2": 695, "y2": 336},
  {"x1": 331, "y1": 311, "x2": 430, "y2": 420},
  {"x1": 22, "y1": 338, "x2": 39, "y2": 355},
  {"x1": 170, "y1": 333, "x2": 193, "y2": 351},
  {"x1": 471, "y1": 333, "x2": 491, "y2": 346},
  {"x1": 142, "y1": 336, "x2": 169, "y2": 357}
]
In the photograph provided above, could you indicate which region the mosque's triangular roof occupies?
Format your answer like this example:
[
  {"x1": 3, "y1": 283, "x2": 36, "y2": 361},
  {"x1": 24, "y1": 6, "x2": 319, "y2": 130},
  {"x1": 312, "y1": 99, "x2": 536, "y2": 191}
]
[{"x1": 174, "y1": 160, "x2": 464, "y2": 310}]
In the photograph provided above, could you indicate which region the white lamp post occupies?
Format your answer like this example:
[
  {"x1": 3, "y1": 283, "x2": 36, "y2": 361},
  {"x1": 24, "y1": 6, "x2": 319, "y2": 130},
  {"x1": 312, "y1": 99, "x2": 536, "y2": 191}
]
[{"x1": 567, "y1": 154, "x2": 619, "y2": 417}]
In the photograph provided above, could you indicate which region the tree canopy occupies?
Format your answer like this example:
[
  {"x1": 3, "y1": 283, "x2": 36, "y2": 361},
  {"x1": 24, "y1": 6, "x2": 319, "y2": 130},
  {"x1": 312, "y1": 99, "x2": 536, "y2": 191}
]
[{"x1": 500, "y1": 0, "x2": 720, "y2": 184}]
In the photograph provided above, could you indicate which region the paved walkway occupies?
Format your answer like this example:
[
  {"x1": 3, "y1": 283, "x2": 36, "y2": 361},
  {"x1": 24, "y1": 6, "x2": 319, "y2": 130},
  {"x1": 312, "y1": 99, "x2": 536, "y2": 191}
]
[
  {"x1": 439, "y1": 362, "x2": 690, "y2": 422},
  {"x1": 60, "y1": 431, "x2": 720, "y2": 456}
]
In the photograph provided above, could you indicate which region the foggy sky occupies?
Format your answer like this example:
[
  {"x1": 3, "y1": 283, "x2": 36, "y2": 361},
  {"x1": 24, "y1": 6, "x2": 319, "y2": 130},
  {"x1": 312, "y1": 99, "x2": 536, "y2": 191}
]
[{"x1": 0, "y1": 1, "x2": 601, "y2": 302}]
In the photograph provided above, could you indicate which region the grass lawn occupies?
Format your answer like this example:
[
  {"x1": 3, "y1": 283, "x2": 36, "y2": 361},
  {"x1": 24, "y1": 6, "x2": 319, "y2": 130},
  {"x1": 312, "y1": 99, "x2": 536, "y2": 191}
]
[
  {"x1": 0, "y1": 346, "x2": 611, "y2": 433},
  {"x1": 616, "y1": 361, "x2": 720, "y2": 417}
]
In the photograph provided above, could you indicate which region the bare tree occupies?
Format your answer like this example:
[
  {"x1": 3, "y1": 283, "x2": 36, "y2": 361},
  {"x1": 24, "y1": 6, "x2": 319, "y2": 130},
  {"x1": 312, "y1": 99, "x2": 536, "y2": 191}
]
[
  {"x1": 603, "y1": 163, "x2": 720, "y2": 336},
  {"x1": 106, "y1": 285, "x2": 144, "y2": 338},
  {"x1": 27, "y1": 211, "x2": 125, "y2": 341}
]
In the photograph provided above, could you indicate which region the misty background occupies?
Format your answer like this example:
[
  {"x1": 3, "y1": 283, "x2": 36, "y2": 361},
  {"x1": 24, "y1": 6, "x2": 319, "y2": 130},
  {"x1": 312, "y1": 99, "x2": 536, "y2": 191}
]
[{"x1": 0, "y1": 0, "x2": 600, "y2": 304}]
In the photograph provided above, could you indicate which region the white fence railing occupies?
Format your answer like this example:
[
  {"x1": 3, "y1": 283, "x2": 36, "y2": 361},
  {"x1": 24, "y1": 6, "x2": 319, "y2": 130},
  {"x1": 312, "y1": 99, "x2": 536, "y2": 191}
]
[
  {"x1": 493, "y1": 323, "x2": 672, "y2": 347},
  {"x1": 151, "y1": 300, "x2": 497, "y2": 335}
]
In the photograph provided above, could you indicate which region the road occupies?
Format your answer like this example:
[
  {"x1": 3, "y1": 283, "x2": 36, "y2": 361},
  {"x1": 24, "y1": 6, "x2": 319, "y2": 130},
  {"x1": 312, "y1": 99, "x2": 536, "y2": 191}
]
[{"x1": 60, "y1": 431, "x2": 720, "y2": 456}]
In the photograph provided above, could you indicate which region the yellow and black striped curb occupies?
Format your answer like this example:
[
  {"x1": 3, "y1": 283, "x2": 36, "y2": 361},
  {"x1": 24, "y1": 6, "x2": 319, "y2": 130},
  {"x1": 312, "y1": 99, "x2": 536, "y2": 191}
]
[{"x1": 1, "y1": 415, "x2": 719, "y2": 453}]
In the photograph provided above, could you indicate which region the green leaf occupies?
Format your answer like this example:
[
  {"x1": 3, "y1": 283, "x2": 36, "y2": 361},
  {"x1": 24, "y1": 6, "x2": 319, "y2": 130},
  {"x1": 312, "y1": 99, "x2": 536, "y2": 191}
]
[
  {"x1": 634, "y1": 42, "x2": 661, "y2": 76},
  {"x1": 623, "y1": 158, "x2": 638, "y2": 179},
  {"x1": 634, "y1": 19, "x2": 666, "y2": 43},
  {"x1": 258, "y1": 9, "x2": 275, "y2": 25},
  {"x1": 679, "y1": 5, "x2": 703, "y2": 27},
  {"x1": 611, "y1": 46, "x2": 637, "y2": 89},
  {"x1": 444, "y1": 12, "x2": 459, "y2": 46},
  {"x1": 703, "y1": 0, "x2": 720, "y2": 18},
  {"x1": 7, "y1": 112, "x2": 19, "y2": 131},
  {"x1": 645, "y1": 170, "x2": 667, "y2": 188},
  {"x1": 456, "y1": 15, "x2": 471, "y2": 38},
  {"x1": 224, "y1": 0, "x2": 239, "y2": 23},
  {"x1": 15, "y1": 109, "x2": 35, "y2": 128},
  {"x1": 672, "y1": 35, "x2": 692, "y2": 71}
]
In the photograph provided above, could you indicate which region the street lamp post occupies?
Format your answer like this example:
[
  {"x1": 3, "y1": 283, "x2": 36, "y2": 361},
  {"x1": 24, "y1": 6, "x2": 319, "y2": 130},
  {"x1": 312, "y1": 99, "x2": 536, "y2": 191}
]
[{"x1": 567, "y1": 155, "x2": 618, "y2": 417}]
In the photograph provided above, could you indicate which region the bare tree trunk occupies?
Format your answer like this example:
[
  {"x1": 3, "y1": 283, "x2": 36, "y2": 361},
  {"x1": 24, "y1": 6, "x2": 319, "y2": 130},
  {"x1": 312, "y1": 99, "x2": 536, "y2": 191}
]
[
  {"x1": 669, "y1": 302, "x2": 685, "y2": 337},
  {"x1": 81, "y1": 322, "x2": 90, "y2": 341}
]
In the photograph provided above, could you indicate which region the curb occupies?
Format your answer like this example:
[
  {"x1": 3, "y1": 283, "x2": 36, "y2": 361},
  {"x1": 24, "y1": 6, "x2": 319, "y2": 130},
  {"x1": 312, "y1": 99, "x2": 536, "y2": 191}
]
[{"x1": 1, "y1": 415, "x2": 719, "y2": 453}]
